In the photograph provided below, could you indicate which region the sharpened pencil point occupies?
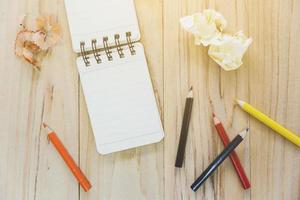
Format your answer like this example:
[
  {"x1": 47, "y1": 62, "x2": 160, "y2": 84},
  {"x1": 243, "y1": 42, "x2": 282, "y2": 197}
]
[
  {"x1": 213, "y1": 113, "x2": 220, "y2": 125},
  {"x1": 42, "y1": 123, "x2": 47, "y2": 128},
  {"x1": 212, "y1": 112, "x2": 215, "y2": 117},
  {"x1": 240, "y1": 128, "x2": 249, "y2": 139},
  {"x1": 42, "y1": 123, "x2": 54, "y2": 133},
  {"x1": 187, "y1": 87, "x2": 194, "y2": 98},
  {"x1": 235, "y1": 99, "x2": 245, "y2": 107}
]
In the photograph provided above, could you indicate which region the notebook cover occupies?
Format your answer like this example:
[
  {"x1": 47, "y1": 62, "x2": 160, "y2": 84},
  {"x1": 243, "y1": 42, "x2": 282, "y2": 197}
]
[{"x1": 64, "y1": 0, "x2": 141, "y2": 53}]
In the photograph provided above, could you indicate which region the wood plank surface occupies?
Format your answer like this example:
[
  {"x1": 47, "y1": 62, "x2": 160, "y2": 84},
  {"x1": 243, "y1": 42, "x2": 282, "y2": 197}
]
[{"x1": 0, "y1": 0, "x2": 299, "y2": 199}]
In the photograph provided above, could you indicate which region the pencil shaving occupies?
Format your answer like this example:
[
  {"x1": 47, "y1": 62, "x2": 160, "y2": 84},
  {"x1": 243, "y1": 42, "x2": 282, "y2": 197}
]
[
  {"x1": 18, "y1": 14, "x2": 27, "y2": 28},
  {"x1": 14, "y1": 14, "x2": 62, "y2": 70},
  {"x1": 15, "y1": 30, "x2": 43, "y2": 70},
  {"x1": 34, "y1": 15, "x2": 61, "y2": 50}
]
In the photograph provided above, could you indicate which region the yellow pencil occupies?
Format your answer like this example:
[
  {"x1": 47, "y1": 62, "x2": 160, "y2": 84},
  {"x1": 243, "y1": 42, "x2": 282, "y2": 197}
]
[{"x1": 236, "y1": 99, "x2": 300, "y2": 147}]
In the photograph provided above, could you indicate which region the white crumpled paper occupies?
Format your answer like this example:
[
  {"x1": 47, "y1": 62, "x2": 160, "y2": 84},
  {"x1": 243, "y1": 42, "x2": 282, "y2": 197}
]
[
  {"x1": 180, "y1": 9, "x2": 227, "y2": 46},
  {"x1": 208, "y1": 31, "x2": 252, "y2": 71},
  {"x1": 180, "y1": 9, "x2": 252, "y2": 71}
]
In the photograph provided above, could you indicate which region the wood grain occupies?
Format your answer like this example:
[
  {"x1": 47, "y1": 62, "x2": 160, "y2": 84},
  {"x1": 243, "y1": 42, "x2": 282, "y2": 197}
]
[{"x1": 0, "y1": 0, "x2": 299, "y2": 199}]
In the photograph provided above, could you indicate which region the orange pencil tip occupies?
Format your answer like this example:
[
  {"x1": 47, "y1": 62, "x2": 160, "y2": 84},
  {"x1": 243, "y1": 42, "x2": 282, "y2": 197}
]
[{"x1": 42, "y1": 123, "x2": 47, "y2": 128}]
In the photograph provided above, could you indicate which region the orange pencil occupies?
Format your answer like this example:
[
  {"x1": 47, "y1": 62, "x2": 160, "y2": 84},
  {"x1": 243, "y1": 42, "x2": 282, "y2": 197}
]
[{"x1": 43, "y1": 123, "x2": 92, "y2": 192}]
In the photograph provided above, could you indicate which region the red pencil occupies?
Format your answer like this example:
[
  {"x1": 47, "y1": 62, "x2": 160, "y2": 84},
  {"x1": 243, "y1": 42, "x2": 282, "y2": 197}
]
[{"x1": 213, "y1": 113, "x2": 251, "y2": 189}]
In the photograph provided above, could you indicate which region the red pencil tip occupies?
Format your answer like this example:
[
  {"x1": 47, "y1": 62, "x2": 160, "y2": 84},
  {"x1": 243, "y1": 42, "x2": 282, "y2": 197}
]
[{"x1": 212, "y1": 112, "x2": 215, "y2": 117}]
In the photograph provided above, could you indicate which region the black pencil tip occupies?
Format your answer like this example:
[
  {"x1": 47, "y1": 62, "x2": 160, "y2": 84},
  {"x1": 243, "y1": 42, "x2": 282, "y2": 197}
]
[{"x1": 240, "y1": 128, "x2": 249, "y2": 139}]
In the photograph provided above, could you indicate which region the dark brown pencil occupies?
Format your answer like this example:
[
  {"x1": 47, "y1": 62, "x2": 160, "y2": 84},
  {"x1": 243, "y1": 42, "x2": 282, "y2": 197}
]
[{"x1": 175, "y1": 87, "x2": 194, "y2": 168}]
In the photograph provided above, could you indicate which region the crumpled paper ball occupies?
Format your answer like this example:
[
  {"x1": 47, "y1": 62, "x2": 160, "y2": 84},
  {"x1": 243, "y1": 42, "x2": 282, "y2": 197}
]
[
  {"x1": 180, "y1": 9, "x2": 252, "y2": 71},
  {"x1": 208, "y1": 31, "x2": 252, "y2": 71},
  {"x1": 180, "y1": 9, "x2": 227, "y2": 46}
]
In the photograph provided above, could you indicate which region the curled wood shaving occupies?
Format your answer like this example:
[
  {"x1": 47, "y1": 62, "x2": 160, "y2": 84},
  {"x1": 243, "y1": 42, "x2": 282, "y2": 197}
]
[{"x1": 14, "y1": 14, "x2": 62, "y2": 70}]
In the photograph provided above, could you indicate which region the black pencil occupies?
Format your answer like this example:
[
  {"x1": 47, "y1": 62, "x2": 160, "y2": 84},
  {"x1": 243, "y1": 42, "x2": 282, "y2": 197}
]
[
  {"x1": 191, "y1": 128, "x2": 249, "y2": 192},
  {"x1": 175, "y1": 87, "x2": 194, "y2": 168}
]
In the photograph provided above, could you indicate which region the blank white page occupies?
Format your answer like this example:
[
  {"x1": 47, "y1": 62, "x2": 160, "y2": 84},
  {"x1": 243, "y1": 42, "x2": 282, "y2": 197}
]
[
  {"x1": 64, "y1": 0, "x2": 140, "y2": 52},
  {"x1": 77, "y1": 43, "x2": 164, "y2": 154}
]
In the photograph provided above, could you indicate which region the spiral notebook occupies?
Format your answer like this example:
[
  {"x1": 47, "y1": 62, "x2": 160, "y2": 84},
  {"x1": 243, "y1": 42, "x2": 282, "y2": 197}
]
[{"x1": 64, "y1": 0, "x2": 164, "y2": 154}]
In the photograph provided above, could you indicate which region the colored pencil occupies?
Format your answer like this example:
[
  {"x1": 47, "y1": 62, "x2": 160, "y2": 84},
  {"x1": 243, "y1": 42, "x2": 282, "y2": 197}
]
[
  {"x1": 213, "y1": 113, "x2": 250, "y2": 189},
  {"x1": 191, "y1": 128, "x2": 249, "y2": 192},
  {"x1": 175, "y1": 87, "x2": 194, "y2": 168},
  {"x1": 236, "y1": 99, "x2": 300, "y2": 147},
  {"x1": 43, "y1": 123, "x2": 92, "y2": 192}
]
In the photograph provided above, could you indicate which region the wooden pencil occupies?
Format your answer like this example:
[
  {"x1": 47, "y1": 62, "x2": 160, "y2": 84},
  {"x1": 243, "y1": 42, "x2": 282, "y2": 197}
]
[
  {"x1": 175, "y1": 87, "x2": 194, "y2": 168},
  {"x1": 191, "y1": 129, "x2": 249, "y2": 192},
  {"x1": 236, "y1": 99, "x2": 300, "y2": 147},
  {"x1": 213, "y1": 113, "x2": 251, "y2": 189}
]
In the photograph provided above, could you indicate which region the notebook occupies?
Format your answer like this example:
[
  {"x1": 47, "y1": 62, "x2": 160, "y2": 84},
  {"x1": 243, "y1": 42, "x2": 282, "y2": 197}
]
[{"x1": 64, "y1": 0, "x2": 164, "y2": 154}]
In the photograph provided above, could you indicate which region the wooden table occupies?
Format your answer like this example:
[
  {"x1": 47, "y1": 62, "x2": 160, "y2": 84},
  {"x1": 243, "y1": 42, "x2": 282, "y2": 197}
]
[{"x1": 1, "y1": 0, "x2": 299, "y2": 199}]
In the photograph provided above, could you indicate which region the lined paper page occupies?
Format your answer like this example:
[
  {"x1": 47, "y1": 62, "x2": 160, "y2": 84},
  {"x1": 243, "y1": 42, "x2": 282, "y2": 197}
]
[
  {"x1": 77, "y1": 44, "x2": 164, "y2": 154},
  {"x1": 64, "y1": 0, "x2": 140, "y2": 52}
]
